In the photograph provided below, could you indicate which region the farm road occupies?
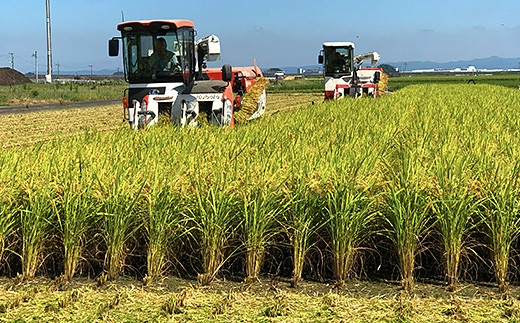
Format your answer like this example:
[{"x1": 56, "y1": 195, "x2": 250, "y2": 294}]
[{"x1": 0, "y1": 99, "x2": 121, "y2": 115}]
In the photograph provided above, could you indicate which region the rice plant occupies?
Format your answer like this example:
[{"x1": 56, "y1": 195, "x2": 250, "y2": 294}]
[
  {"x1": 240, "y1": 185, "x2": 282, "y2": 283},
  {"x1": 100, "y1": 173, "x2": 144, "y2": 281},
  {"x1": 0, "y1": 83, "x2": 518, "y2": 292},
  {"x1": 480, "y1": 163, "x2": 520, "y2": 293},
  {"x1": 383, "y1": 148, "x2": 432, "y2": 291},
  {"x1": 432, "y1": 152, "x2": 479, "y2": 291},
  {"x1": 326, "y1": 184, "x2": 376, "y2": 284},
  {"x1": 0, "y1": 204, "x2": 15, "y2": 266},
  {"x1": 144, "y1": 181, "x2": 188, "y2": 283},
  {"x1": 191, "y1": 174, "x2": 239, "y2": 285},
  {"x1": 282, "y1": 186, "x2": 326, "y2": 287},
  {"x1": 55, "y1": 180, "x2": 97, "y2": 281},
  {"x1": 19, "y1": 186, "x2": 54, "y2": 280}
]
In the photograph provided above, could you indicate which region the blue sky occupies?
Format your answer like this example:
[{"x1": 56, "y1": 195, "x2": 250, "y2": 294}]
[{"x1": 1, "y1": 0, "x2": 520, "y2": 73}]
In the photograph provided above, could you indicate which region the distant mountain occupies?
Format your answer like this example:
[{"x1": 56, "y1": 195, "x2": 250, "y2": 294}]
[
  {"x1": 262, "y1": 57, "x2": 520, "y2": 74},
  {"x1": 384, "y1": 56, "x2": 520, "y2": 71}
]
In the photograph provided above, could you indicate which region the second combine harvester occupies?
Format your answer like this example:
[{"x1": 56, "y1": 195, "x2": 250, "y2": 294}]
[
  {"x1": 318, "y1": 42, "x2": 386, "y2": 100},
  {"x1": 109, "y1": 19, "x2": 268, "y2": 129}
]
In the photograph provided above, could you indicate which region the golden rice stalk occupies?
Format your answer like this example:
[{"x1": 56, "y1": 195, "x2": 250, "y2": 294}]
[
  {"x1": 234, "y1": 77, "x2": 269, "y2": 123},
  {"x1": 378, "y1": 73, "x2": 388, "y2": 95}
]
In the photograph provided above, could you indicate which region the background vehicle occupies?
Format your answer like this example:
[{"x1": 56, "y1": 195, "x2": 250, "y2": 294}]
[
  {"x1": 318, "y1": 42, "x2": 384, "y2": 99},
  {"x1": 109, "y1": 19, "x2": 267, "y2": 129}
]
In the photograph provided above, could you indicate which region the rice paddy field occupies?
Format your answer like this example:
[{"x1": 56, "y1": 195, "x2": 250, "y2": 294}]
[{"x1": 1, "y1": 80, "x2": 520, "y2": 321}]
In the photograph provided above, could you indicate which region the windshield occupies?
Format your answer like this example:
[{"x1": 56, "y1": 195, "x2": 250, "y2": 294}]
[
  {"x1": 122, "y1": 28, "x2": 194, "y2": 84},
  {"x1": 324, "y1": 47, "x2": 353, "y2": 75}
]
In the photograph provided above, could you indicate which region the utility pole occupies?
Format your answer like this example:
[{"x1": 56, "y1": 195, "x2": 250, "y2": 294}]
[
  {"x1": 46, "y1": 0, "x2": 53, "y2": 83},
  {"x1": 8, "y1": 53, "x2": 14, "y2": 69},
  {"x1": 89, "y1": 65, "x2": 93, "y2": 76},
  {"x1": 32, "y1": 51, "x2": 38, "y2": 83},
  {"x1": 55, "y1": 63, "x2": 60, "y2": 79},
  {"x1": 404, "y1": 62, "x2": 407, "y2": 73}
]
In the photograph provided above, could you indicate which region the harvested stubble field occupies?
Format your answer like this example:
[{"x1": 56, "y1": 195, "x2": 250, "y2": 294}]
[
  {"x1": 0, "y1": 92, "x2": 321, "y2": 148},
  {"x1": 2, "y1": 277, "x2": 520, "y2": 322},
  {"x1": 1, "y1": 83, "x2": 520, "y2": 321}
]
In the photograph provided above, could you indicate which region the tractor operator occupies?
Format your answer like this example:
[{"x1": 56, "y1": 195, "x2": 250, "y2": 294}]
[
  {"x1": 328, "y1": 51, "x2": 349, "y2": 73},
  {"x1": 149, "y1": 38, "x2": 181, "y2": 76}
]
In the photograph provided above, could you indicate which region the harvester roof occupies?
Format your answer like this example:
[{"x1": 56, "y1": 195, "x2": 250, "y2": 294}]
[
  {"x1": 117, "y1": 19, "x2": 195, "y2": 31},
  {"x1": 323, "y1": 42, "x2": 355, "y2": 48}
]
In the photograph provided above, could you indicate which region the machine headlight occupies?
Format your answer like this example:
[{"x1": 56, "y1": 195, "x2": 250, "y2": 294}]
[{"x1": 141, "y1": 99, "x2": 147, "y2": 110}]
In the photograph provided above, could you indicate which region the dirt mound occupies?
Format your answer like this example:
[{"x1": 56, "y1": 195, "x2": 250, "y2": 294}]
[{"x1": 0, "y1": 68, "x2": 33, "y2": 86}]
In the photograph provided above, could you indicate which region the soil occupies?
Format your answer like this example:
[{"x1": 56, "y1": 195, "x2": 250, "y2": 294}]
[{"x1": 0, "y1": 68, "x2": 32, "y2": 86}]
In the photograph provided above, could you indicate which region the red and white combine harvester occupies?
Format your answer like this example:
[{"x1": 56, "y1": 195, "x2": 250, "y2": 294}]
[
  {"x1": 318, "y1": 42, "x2": 383, "y2": 100},
  {"x1": 109, "y1": 20, "x2": 266, "y2": 129}
]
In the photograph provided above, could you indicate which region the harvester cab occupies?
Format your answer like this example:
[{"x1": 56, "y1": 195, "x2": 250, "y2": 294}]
[
  {"x1": 109, "y1": 20, "x2": 267, "y2": 129},
  {"x1": 318, "y1": 42, "x2": 383, "y2": 100}
]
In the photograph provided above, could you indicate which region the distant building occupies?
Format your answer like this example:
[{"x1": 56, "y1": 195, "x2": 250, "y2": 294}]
[
  {"x1": 409, "y1": 65, "x2": 480, "y2": 74},
  {"x1": 303, "y1": 68, "x2": 321, "y2": 74}
]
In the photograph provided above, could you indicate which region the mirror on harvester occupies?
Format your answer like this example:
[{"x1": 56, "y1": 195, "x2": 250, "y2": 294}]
[
  {"x1": 318, "y1": 55, "x2": 324, "y2": 64},
  {"x1": 109, "y1": 38, "x2": 119, "y2": 57},
  {"x1": 222, "y1": 64, "x2": 232, "y2": 83}
]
